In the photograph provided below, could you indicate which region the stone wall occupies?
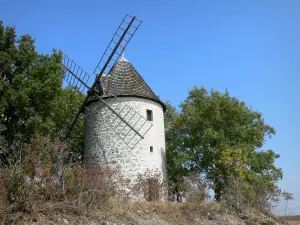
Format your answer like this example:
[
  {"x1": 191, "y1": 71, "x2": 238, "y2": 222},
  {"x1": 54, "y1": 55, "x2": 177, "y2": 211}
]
[{"x1": 84, "y1": 96, "x2": 167, "y2": 200}]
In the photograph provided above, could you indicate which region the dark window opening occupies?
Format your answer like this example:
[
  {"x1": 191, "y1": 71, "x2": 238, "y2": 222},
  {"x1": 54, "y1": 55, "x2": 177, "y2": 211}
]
[
  {"x1": 147, "y1": 109, "x2": 153, "y2": 121},
  {"x1": 150, "y1": 146, "x2": 153, "y2": 152}
]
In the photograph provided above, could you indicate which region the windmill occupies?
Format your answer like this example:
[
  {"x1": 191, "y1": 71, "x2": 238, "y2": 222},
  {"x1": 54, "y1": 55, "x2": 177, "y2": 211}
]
[
  {"x1": 60, "y1": 15, "x2": 167, "y2": 199},
  {"x1": 60, "y1": 15, "x2": 152, "y2": 150}
]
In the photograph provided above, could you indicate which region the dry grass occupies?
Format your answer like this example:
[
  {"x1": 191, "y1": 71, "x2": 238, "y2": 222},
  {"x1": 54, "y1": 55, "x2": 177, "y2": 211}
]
[
  {"x1": 98, "y1": 198, "x2": 221, "y2": 219},
  {"x1": 0, "y1": 197, "x2": 289, "y2": 225},
  {"x1": 287, "y1": 222, "x2": 300, "y2": 225},
  {"x1": 88, "y1": 198, "x2": 287, "y2": 225}
]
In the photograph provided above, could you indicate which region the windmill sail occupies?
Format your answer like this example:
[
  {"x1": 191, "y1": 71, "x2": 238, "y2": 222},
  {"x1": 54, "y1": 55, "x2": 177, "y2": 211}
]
[
  {"x1": 61, "y1": 52, "x2": 91, "y2": 95},
  {"x1": 58, "y1": 52, "x2": 91, "y2": 140},
  {"x1": 93, "y1": 14, "x2": 142, "y2": 77}
]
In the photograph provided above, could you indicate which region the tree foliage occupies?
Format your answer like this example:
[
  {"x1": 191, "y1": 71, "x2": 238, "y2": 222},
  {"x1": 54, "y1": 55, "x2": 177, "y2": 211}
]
[
  {"x1": 164, "y1": 102, "x2": 188, "y2": 201},
  {"x1": 0, "y1": 21, "x2": 84, "y2": 164},
  {"x1": 166, "y1": 86, "x2": 282, "y2": 203}
]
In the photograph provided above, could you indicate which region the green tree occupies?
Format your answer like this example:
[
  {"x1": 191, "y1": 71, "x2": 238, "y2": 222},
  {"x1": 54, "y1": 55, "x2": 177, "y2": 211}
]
[
  {"x1": 0, "y1": 21, "x2": 84, "y2": 164},
  {"x1": 166, "y1": 86, "x2": 282, "y2": 202},
  {"x1": 164, "y1": 102, "x2": 188, "y2": 201}
]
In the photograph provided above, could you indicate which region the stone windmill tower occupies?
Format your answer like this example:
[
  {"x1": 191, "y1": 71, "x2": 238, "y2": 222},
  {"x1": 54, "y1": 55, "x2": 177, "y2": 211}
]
[
  {"x1": 85, "y1": 53, "x2": 167, "y2": 198},
  {"x1": 60, "y1": 15, "x2": 167, "y2": 200}
]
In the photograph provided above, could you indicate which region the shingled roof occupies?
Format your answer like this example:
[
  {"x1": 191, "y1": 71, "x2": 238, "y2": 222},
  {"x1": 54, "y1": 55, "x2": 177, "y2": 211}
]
[{"x1": 99, "y1": 55, "x2": 165, "y2": 110}]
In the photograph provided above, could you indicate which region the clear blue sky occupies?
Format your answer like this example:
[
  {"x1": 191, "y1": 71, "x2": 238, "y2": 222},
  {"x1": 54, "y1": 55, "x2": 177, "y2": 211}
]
[{"x1": 1, "y1": 0, "x2": 299, "y2": 215}]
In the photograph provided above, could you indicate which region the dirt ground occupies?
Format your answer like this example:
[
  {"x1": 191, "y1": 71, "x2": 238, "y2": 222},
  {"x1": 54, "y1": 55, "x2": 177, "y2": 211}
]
[{"x1": 1, "y1": 200, "x2": 288, "y2": 225}]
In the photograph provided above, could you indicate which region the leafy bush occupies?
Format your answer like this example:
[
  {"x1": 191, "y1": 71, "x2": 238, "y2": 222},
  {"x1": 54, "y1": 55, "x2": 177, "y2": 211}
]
[{"x1": 222, "y1": 175, "x2": 281, "y2": 212}]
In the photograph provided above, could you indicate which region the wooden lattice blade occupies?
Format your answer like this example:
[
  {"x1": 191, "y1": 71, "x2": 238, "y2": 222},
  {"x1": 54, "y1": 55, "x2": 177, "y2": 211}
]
[
  {"x1": 61, "y1": 51, "x2": 92, "y2": 95},
  {"x1": 93, "y1": 14, "x2": 142, "y2": 78}
]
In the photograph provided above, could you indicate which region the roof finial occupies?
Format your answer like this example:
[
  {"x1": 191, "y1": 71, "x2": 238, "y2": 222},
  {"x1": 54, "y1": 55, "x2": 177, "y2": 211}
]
[{"x1": 119, "y1": 49, "x2": 128, "y2": 62}]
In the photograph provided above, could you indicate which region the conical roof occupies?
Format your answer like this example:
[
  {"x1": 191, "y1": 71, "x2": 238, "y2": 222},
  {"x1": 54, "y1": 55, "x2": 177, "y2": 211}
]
[{"x1": 100, "y1": 56, "x2": 165, "y2": 110}]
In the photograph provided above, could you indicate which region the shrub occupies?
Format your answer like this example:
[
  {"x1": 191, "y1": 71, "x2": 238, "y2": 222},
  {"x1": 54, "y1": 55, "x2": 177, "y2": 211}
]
[
  {"x1": 133, "y1": 169, "x2": 166, "y2": 201},
  {"x1": 185, "y1": 175, "x2": 210, "y2": 203},
  {"x1": 0, "y1": 136, "x2": 116, "y2": 221},
  {"x1": 222, "y1": 176, "x2": 281, "y2": 212}
]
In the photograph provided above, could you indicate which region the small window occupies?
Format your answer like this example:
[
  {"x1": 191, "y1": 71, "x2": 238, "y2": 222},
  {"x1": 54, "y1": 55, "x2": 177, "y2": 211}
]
[
  {"x1": 150, "y1": 146, "x2": 153, "y2": 152},
  {"x1": 146, "y1": 109, "x2": 153, "y2": 121}
]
